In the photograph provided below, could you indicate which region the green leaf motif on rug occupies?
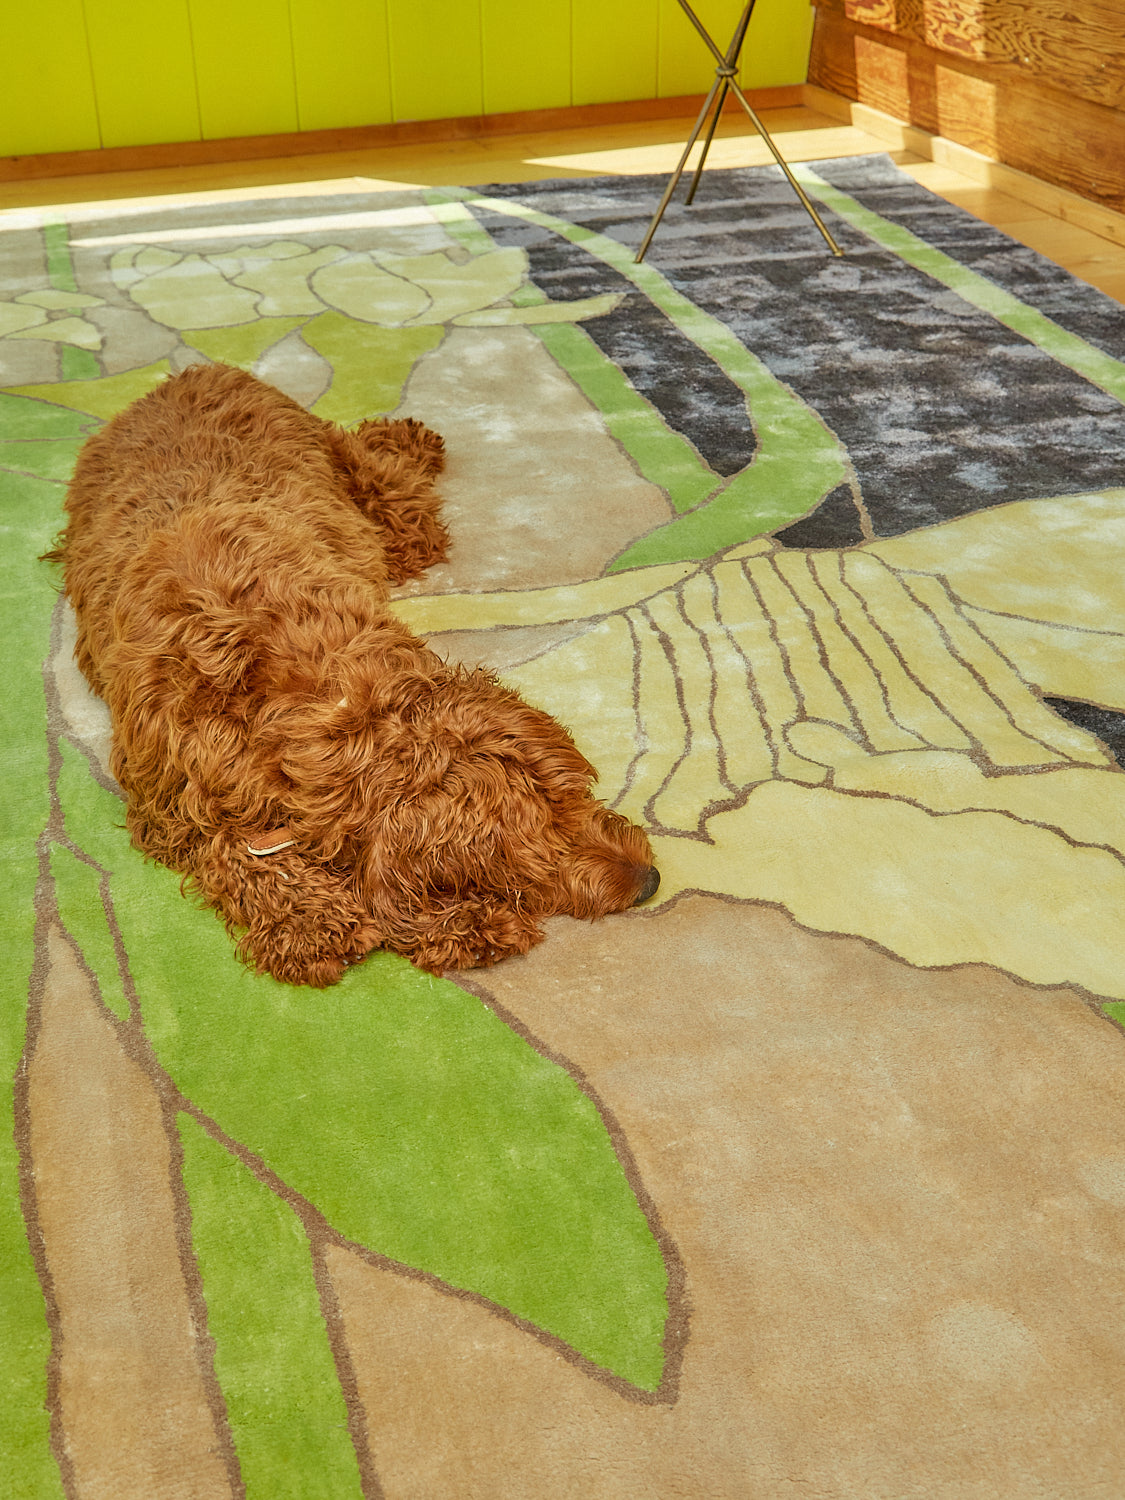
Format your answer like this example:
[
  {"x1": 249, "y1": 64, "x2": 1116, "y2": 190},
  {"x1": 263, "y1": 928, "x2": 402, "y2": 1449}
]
[
  {"x1": 438, "y1": 188, "x2": 854, "y2": 567},
  {"x1": 0, "y1": 390, "x2": 99, "y2": 441},
  {"x1": 303, "y1": 313, "x2": 443, "y2": 425},
  {"x1": 0, "y1": 435, "x2": 86, "y2": 483},
  {"x1": 53, "y1": 741, "x2": 670, "y2": 1394},
  {"x1": 5, "y1": 359, "x2": 171, "y2": 420},
  {"x1": 118, "y1": 250, "x2": 261, "y2": 329},
  {"x1": 177, "y1": 1115, "x2": 364, "y2": 1499},
  {"x1": 181, "y1": 315, "x2": 310, "y2": 370},
  {"x1": 0, "y1": 432, "x2": 70, "y2": 1500}
]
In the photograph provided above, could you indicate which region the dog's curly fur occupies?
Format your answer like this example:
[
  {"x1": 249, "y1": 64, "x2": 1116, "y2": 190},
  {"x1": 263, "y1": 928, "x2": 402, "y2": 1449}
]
[{"x1": 50, "y1": 363, "x2": 657, "y2": 987}]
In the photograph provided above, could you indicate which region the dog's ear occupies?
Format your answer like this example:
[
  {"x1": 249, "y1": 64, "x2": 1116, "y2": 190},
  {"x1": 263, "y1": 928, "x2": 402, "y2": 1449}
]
[
  {"x1": 389, "y1": 670, "x2": 598, "y2": 800},
  {"x1": 358, "y1": 787, "x2": 549, "y2": 972}
]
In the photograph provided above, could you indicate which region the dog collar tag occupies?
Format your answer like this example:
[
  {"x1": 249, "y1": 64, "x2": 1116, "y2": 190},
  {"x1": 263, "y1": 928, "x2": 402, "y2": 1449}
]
[{"x1": 247, "y1": 831, "x2": 296, "y2": 856}]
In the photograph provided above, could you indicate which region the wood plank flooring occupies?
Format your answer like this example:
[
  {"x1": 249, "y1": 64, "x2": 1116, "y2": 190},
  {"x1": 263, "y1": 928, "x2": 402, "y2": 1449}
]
[{"x1": 2, "y1": 96, "x2": 1124, "y2": 305}]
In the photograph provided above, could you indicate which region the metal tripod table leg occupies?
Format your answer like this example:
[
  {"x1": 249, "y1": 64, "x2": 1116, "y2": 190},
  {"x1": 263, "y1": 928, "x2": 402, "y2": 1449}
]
[
  {"x1": 633, "y1": 73, "x2": 728, "y2": 263},
  {"x1": 685, "y1": 77, "x2": 729, "y2": 206},
  {"x1": 634, "y1": 0, "x2": 844, "y2": 262}
]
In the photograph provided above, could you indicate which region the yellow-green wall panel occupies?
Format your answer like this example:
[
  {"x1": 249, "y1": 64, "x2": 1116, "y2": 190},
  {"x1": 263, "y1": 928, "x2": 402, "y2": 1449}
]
[
  {"x1": 0, "y1": 1, "x2": 100, "y2": 155},
  {"x1": 740, "y1": 0, "x2": 815, "y2": 89},
  {"x1": 657, "y1": 0, "x2": 748, "y2": 98},
  {"x1": 190, "y1": 0, "x2": 299, "y2": 139},
  {"x1": 83, "y1": 0, "x2": 201, "y2": 148},
  {"x1": 387, "y1": 0, "x2": 483, "y2": 122},
  {"x1": 290, "y1": 0, "x2": 394, "y2": 131},
  {"x1": 573, "y1": 0, "x2": 658, "y2": 106},
  {"x1": 4, "y1": 0, "x2": 815, "y2": 159},
  {"x1": 482, "y1": 0, "x2": 572, "y2": 115}
]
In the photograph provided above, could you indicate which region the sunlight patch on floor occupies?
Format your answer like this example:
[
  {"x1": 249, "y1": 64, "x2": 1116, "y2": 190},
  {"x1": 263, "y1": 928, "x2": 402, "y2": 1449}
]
[{"x1": 526, "y1": 124, "x2": 875, "y2": 176}]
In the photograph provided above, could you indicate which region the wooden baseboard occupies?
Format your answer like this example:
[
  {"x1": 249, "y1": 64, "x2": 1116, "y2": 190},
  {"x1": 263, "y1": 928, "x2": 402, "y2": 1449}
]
[
  {"x1": 803, "y1": 83, "x2": 1125, "y2": 252},
  {"x1": 0, "y1": 86, "x2": 804, "y2": 185}
]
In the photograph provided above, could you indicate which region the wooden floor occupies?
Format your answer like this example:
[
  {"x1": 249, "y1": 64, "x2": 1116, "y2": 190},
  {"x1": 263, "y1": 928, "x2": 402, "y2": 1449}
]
[{"x1": 3, "y1": 97, "x2": 1125, "y2": 305}]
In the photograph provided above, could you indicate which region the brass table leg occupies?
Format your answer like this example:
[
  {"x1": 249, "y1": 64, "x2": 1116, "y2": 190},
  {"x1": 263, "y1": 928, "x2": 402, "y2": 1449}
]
[{"x1": 635, "y1": 0, "x2": 844, "y2": 262}]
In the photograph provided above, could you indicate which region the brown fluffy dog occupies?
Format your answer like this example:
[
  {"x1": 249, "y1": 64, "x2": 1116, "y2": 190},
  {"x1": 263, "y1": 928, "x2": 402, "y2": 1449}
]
[{"x1": 51, "y1": 362, "x2": 658, "y2": 986}]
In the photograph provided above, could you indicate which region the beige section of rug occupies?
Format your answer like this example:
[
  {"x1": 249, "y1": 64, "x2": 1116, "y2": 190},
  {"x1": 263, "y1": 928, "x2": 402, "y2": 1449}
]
[
  {"x1": 26, "y1": 929, "x2": 233, "y2": 1499},
  {"x1": 388, "y1": 324, "x2": 673, "y2": 595},
  {"x1": 325, "y1": 896, "x2": 1125, "y2": 1499}
]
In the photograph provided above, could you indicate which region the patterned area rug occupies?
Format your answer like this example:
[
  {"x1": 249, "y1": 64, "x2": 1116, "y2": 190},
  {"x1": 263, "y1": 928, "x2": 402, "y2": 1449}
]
[{"x1": 4, "y1": 155, "x2": 1125, "y2": 1498}]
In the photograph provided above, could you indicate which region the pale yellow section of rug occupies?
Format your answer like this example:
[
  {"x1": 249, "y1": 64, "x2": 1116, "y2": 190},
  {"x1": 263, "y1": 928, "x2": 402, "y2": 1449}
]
[
  {"x1": 864, "y1": 488, "x2": 1125, "y2": 634},
  {"x1": 407, "y1": 497, "x2": 1125, "y2": 999},
  {"x1": 650, "y1": 781, "x2": 1125, "y2": 998}
]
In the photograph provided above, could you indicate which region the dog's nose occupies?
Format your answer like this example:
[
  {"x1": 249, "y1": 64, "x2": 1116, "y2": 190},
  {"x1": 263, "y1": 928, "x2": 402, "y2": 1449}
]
[{"x1": 634, "y1": 867, "x2": 660, "y2": 905}]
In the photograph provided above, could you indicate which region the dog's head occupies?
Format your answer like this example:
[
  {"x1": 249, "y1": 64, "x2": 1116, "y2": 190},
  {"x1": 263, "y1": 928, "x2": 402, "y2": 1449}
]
[{"x1": 331, "y1": 668, "x2": 658, "y2": 972}]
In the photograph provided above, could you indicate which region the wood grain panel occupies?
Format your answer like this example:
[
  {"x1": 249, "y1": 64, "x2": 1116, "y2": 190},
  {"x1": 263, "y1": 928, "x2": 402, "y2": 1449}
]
[
  {"x1": 932, "y1": 65, "x2": 999, "y2": 158},
  {"x1": 825, "y1": 0, "x2": 1125, "y2": 112},
  {"x1": 844, "y1": 0, "x2": 924, "y2": 36},
  {"x1": 991, "y1": 0, "x2": 1125, "y2": 111},
  {"x1": 920, "y1": 0, "x2": 992, "y2": 60},
  {"x1": 851, "y1": 34, "x2": 911, "y2": 119},
  {"x1": 810, "y1": 3, "x2": 1125, "y2": 211},
  {"x1": 811, "y1": 10, "x2": 938, "y2": 132},
  {"x1": 990, "y1": 80, "x2": 1125, "y2": 212}
]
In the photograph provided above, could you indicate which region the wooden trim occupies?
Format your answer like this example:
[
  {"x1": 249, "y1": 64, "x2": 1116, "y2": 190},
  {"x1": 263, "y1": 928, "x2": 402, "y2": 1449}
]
[
  {"x1": 803, "y1": 83, "x2": 1125, "y2": 252},
  {"x1": 0, "y1": 86, "x2": 804, "y2": 185}
]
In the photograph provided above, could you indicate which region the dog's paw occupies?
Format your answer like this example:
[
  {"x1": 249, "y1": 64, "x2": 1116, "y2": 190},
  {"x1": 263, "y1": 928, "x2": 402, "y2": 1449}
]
[
  {"x1": 241, "y1": 910, "x2": 381, "y2": 988},
  {"x1": 396, "y1": 898, "x2": 544, "y2": 975},
  {"x1": 225, "y1": 865, "x2": 382, "y2": 988},
  {"x1": 357, "y1": 416, "x2": 445, "y2": 477},
  {"x1": 254, "y1": 944, "x2": 359, "y2": 988}
]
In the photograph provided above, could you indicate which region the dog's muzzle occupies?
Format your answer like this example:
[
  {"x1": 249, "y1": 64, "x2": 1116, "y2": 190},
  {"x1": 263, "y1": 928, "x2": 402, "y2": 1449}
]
[{"x1": 634, "y1": 867, "x2": 661, "y2": 905}]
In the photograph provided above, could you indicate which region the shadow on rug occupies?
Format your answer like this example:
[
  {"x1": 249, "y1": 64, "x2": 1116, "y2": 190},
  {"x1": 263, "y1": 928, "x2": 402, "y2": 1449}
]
[{"x1": 3, "y1": 155, "x2": 1125, "y2": 1498}]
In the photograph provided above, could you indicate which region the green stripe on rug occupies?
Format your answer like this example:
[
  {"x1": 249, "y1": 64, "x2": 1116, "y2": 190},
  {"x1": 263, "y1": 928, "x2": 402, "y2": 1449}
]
[
  {"x1": 177, "y1": 1116, "x2": 364, "y2": 1500},
  {"x1": 533, "y1": 321, "x2": 720, "y2": 514},
  {"x1": 793, "y1": 166, "x2": 1125, "y2": 404},
  {"x1": 41, "y1": 221, "x2": 100, "y2": 383},
  {"x1": 435, "y1": 188, "x2": 850, "y2": 567},
  {"x1": 427, "y1": 190, "x2": 720, "y2": 516},
  {"x1": 41, "y1": 222, "x2": 79, "y2": 295},
  {"x1": 52, "y1": 744, "x2": 671, "y2": 1394},
  {"x1": 0, "y1": 429, "x2": 76, "y2": 1498}
]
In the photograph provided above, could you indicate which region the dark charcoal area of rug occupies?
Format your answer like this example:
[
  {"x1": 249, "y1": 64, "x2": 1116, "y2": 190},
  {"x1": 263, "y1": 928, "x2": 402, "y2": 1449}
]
[
  {"x1": 478, "y1": 157, "x2": 1125, "y2": 545},
  {"x1": 1044, "y1": 697, "x2": 1125, "y2": 768}
]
